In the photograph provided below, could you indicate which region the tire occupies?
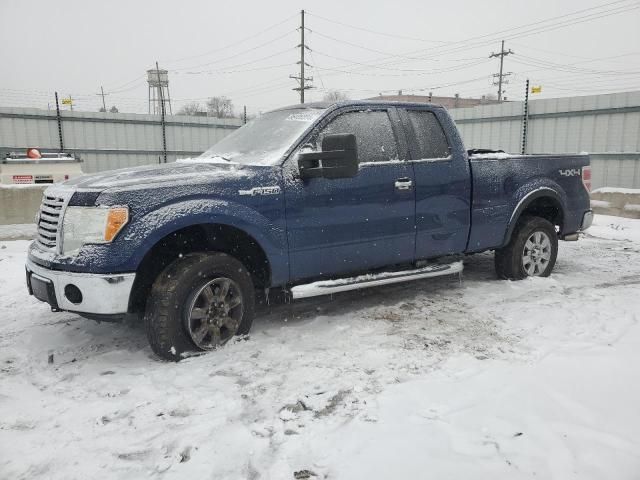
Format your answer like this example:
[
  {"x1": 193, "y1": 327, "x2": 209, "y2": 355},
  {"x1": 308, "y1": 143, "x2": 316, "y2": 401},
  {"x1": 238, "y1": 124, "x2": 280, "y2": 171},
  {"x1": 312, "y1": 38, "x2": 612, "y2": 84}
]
[
  {"x1": 494, "y1": 216, "x2": 558, "y2": 280},
  {"x1": 144, "y1": 252, "x2": 255, "y2": 361}
]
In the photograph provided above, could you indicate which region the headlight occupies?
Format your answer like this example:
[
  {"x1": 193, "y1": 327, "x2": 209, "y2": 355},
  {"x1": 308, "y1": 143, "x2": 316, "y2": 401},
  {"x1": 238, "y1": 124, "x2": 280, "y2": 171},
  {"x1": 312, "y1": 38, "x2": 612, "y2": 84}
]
[{"x1": 61, "y1": 206, "x2": 129, "y2": 255}]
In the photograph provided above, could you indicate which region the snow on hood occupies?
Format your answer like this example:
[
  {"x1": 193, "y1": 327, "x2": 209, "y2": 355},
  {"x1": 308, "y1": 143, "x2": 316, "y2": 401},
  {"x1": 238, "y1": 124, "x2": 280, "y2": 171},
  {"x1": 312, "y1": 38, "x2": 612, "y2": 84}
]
[
  {"x1": 61, "y1": 161, "x2": 253, "y2": 190},
  {"x1": 176, "y1": 156, "x2": 235, "y2": 165}
]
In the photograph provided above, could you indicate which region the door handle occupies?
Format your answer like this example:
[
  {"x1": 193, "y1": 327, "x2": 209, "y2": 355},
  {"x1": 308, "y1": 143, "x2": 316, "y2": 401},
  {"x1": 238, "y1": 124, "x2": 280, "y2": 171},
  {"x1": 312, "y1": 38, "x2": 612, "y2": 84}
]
[{"x1": 394, "y1": 178, "x2": 413, "y2": 190}]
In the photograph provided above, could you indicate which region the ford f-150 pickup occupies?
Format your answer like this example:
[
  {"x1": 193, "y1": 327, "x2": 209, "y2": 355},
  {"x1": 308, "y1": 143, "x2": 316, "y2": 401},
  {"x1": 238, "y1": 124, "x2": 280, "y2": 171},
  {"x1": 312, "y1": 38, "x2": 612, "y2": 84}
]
[{"x1": 26, "y1": 100, "x2": 593, "y2": 360}]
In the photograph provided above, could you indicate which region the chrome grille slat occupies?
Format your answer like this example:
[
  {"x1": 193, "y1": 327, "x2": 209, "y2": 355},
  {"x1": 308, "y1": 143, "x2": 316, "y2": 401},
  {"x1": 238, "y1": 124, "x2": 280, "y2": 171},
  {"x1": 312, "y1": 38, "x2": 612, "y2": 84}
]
[
  {"x1": 37, "y1": 238, "x2": 56, "y2": 247},
  {"x1": 38, "y1": 227, "x2": 56, "y2": 239},
  {"x1": 38, "y1": 225, "x2": 56, "y2": 234},
  {"x1": 35, "y1": 192, "x2": 69, "y2": 252},
  {"x1": 40, "y1": 212, "x2": 59, "y2": 222},
  {"x1": 41, "y1": 206, "x2": 62, "y2": 215}
]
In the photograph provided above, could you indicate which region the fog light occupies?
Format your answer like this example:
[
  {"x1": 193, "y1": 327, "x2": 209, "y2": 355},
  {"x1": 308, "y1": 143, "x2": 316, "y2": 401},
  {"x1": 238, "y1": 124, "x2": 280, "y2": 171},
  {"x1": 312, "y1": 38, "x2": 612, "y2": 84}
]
[{"x1": 64, "y1": 284, "x2": 83, "y2": 304}]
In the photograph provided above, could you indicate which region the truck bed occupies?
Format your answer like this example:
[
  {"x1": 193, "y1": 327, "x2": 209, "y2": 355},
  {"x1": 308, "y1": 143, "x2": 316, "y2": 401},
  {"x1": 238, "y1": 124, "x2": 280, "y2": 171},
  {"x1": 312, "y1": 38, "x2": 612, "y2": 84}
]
[{"x1": 467, "y1": 152, "x2": 590, "y2": 252}]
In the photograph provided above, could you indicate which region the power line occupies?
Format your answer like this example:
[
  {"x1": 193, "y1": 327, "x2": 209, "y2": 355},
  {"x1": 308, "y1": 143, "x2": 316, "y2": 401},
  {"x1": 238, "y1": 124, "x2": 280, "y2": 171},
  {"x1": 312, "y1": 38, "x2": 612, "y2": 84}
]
[
  {"x1": 316, "y1": 0, "x2": 639, "y2": 76},
  {"x1": 172, "y1": 47, "x2": 294, "y2": 74},
  {"x1": 163, "y1": 13, "x2": 298, "y2": 65},
  {"x1": 312, "y1": 59, "x2": 491, "y2": 77},
  {"x1": 175, "y1": 63, "x2": 293, "y2": 75},
  {"x1": 512, "y1": 54, "x2": 640, "y2": 75},
  {"x1": 312, "y1": 50, "x2": 488, "y2": 73},
  {"x1": 306, "y1": 11, "x2": 451, "y2": 45},
  {"x1": 173, "y1": 30, "x2": 297, "y2": 72}
]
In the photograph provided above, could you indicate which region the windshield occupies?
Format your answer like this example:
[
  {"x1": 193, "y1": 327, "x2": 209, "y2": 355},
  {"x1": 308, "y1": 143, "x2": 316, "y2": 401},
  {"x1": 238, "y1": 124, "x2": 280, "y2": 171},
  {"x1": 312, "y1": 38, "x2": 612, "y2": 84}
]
[{"x1": 199, "y1": 107, "x2": 326, "y2": 166}]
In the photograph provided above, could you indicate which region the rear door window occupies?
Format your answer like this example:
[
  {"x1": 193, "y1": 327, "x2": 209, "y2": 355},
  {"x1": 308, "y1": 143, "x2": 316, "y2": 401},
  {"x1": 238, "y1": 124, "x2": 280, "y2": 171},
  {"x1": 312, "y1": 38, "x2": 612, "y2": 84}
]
[{"x1": 406, "y1": 110, "x2": 450, "y2": 159}]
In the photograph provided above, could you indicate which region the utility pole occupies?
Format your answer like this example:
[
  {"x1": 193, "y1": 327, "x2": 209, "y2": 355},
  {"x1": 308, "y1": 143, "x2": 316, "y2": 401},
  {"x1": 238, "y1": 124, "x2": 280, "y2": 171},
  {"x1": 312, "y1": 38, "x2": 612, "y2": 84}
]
[
  {"x1": 243, "y1": 105, "x2": 247, "y2": 124},
  {"x1": 290, "y1": 9, "x2": 313, "y2": 103},
  {"x1": 489, "y1": 40, "x2": 514, "y2": 101},
  {"x1": 156, "y1": 61, "x2": 167, "y2": 163},
  {"x1": 97, "y1": 86, "x2": 108, "y2": 111}
]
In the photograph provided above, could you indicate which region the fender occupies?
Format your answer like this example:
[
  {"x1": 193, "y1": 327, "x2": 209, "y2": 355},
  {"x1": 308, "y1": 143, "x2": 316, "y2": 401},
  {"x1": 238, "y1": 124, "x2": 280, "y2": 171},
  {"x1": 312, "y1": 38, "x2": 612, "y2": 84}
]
[
  {"x1": 119, "y1": 198, "x2": 289, "y2": 285},
  {"x1": 31, "y1": 197, "x2": 288, "y2": 278},
  {"x1": 502, "y1": 183, "x2": 567, "y2": 247}
]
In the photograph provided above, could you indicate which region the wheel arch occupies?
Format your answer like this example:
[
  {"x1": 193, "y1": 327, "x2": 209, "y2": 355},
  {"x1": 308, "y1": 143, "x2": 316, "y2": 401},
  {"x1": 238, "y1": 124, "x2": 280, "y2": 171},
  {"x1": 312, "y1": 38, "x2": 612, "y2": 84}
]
[
  {"x1": 502, "y1": 187, "x2": 566, "y2": 247},
  {"x1": 127, "y1": 222, "x2": 273, "y2": 315}
]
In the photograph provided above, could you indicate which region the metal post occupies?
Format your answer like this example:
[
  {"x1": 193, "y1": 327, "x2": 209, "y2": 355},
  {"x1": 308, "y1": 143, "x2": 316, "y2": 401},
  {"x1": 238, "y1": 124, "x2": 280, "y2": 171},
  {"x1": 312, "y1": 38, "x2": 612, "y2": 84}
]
[
  {"x1": 99, "y1": 86, "x2": 107, "y2": 111},
  {"x1": 54, "y1": 92, "x2": 64, "y2": 151},
  {"x1": 156, "y1": 61, "x2": 167, "y2": 163},
  {"x1": 243, "y1": 105, "x2": 247, "y2": 124},
  {"x1": 521, "y1": 79, "x2": 530, "y2": 155},
  {"x1": 498, "y1": 40, "x2": 505, "y2": 101},
  {"x1": 300, "y1": 9, "x2": 305, "y2": 104}
]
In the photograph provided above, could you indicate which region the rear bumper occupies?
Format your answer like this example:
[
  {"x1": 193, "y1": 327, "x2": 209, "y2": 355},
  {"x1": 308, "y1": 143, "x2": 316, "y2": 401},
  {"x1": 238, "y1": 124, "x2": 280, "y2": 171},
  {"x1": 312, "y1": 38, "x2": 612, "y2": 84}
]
[
  {"x1": 25, "y1": 258, "x2": 135, "y2": 315},
  {"x1": 581, "y1": 210, "x2": 594, "y2": 230},
  {"x1": 562, "y1": 210, "x2": 594, "y2": 241}
]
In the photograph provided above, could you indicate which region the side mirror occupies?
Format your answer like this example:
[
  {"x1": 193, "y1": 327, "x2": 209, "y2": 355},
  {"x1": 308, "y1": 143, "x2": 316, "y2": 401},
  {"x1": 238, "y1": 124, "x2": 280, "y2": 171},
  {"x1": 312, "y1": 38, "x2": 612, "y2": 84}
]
[{"x1": 297, "y1": 133, "x2": 359, "y2": 180}]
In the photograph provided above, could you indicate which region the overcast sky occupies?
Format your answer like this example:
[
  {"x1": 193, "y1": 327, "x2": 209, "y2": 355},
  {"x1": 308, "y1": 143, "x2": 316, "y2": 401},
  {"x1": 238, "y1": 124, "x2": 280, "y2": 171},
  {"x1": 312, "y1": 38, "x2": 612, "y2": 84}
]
[{"x1": 1, "y1": 0, "x2": 638, "y2": 115}]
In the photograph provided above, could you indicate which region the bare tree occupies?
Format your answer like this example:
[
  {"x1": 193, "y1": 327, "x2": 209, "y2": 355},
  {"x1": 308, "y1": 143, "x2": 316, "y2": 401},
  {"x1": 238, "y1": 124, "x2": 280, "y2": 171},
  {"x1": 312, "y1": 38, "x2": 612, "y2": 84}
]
[
  {"x1": 322, "y1": 90, "x2": 349, "y2": 102},
  {"x1": 177, "y1": 102, "x2": 205, "y2": 116},
  {"x1": 206, "y1": 96, "x2": 234, "y2": 118},
  {"x1": 109, "y1": 106, "x2": 119, "y2": 113}
]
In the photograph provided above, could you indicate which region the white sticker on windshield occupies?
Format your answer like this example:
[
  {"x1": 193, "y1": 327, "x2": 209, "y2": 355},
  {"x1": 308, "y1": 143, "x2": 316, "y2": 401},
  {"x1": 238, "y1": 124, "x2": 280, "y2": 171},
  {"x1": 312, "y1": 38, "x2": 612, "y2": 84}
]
[{"x1": 285, "y1": 111, "x2": 321, "y2": 122}]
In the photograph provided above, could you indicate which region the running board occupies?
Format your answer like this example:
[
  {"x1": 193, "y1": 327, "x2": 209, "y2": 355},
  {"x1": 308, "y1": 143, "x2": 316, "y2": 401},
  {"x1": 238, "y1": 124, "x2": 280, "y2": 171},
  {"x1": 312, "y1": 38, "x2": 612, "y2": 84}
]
[{"x1": 290, "y1": 260, "x2": 463, "y2": 300}]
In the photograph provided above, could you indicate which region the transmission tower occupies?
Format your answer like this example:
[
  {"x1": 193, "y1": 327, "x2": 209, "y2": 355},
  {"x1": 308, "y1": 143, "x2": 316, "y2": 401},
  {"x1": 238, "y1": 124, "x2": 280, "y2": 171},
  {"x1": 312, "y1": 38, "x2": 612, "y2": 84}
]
[
  {"x1": 290, "y1": 9, "x2": 313, "y2": 103},
  {"x1": 489, "y1": 40, "x2": 514, "y2": 101}
]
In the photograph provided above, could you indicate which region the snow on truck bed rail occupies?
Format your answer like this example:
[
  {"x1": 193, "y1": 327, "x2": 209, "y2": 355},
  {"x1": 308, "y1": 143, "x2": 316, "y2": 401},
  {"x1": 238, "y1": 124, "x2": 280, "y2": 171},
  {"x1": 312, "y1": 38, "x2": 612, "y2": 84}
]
[
  {"x1": 1, "y1": 214, "x2": 639, "y2": 478},
  {"x1": 469, "y1": 152, "x2": 512, "y2": 159}
]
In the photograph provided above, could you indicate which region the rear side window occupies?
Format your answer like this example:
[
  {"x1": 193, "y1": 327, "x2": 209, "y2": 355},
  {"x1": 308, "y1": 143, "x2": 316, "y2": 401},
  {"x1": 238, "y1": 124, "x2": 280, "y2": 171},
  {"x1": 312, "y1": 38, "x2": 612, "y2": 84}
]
[
  {"x1": 406, "y1": 110, "x2": 449, "y2": 159},
  {"x1": 317, "y1": 110, "x2": 399, "y2": 162}
]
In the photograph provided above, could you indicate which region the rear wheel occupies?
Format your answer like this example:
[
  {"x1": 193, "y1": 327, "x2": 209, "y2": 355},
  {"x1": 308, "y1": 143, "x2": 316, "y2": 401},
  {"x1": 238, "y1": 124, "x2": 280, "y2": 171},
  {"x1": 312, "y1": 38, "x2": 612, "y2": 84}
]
[
  {"x1": 495, "y1": 216, "x2": 558, "y2": 280},
  {"x1": 144, "y1": 252, "x2": 255, "y2": 361}
]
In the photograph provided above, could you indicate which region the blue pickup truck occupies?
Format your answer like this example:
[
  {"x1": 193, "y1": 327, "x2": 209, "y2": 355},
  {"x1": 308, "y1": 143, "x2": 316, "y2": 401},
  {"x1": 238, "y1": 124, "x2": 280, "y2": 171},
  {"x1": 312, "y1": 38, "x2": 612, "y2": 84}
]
[{"x1": 26, "y1": 101, "x2": 593, "y2": 360}]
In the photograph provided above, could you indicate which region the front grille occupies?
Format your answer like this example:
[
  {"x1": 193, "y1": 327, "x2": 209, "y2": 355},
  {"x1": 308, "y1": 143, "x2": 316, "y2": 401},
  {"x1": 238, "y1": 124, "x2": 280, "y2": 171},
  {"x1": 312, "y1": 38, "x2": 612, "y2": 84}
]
[{"x1": 36, "y1": 195, "x2": 65, "y2": 251}]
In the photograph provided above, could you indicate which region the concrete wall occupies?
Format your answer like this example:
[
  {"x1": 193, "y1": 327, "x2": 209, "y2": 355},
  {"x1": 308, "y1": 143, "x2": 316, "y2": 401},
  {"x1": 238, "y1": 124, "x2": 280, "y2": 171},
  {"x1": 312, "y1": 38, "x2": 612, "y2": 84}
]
[
  {"x1": 590, "y1": 189, "x2": 640, "y2": 219},
  {"x1": 449, "y1": 91, "x2": 640, "y2": 189},
  {"x1": 0, "y1": 108, "x2": 242, "y2": 173},
  {"x1": 0, "y1": 185, "x2": 46, "y2": 224}
]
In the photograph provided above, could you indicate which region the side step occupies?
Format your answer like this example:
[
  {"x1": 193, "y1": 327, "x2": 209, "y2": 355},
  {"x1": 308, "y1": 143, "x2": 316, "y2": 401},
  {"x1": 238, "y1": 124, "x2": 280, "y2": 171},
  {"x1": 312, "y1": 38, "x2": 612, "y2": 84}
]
[{"x1": 290, "y1": 260, "x2": 463, "y2": 300}]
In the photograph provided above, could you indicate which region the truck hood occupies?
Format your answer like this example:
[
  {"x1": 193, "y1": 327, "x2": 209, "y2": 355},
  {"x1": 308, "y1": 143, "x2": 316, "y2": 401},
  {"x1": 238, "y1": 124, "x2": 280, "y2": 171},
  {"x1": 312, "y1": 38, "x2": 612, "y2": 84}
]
[{"x1": 62, "y1": 160, "x2": 263, "y2": 191}]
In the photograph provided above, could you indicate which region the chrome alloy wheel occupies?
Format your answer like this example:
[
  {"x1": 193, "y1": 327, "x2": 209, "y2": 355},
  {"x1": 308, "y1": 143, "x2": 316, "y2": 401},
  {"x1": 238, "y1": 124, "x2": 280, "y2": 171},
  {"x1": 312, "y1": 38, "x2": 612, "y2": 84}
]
[
  {"x1": 185, "y1": 277, "x2": 244, "y2": 349},
  {"x1": 522, "y1": 231, "x2": 552, "y2": 276}
]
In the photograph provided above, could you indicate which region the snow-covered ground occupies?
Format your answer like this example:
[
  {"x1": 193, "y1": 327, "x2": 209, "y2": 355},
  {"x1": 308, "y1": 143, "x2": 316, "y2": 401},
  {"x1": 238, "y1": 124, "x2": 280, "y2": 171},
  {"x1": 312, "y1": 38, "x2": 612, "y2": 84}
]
[{"x1": 1, "y1": 215, "x2": 639, "y2": 479}]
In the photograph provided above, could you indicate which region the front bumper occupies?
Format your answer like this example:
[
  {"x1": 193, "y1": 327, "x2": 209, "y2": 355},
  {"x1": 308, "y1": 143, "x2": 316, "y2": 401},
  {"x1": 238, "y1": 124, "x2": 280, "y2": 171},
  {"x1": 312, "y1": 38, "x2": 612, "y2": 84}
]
[{"x1": 26, "y1": 258, "x2": 135, "y2": 315}]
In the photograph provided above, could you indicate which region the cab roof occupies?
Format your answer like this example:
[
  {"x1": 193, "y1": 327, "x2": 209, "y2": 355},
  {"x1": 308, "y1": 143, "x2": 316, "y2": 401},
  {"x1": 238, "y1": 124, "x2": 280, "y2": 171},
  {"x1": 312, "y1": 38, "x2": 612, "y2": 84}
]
[{"x1": 271, "y1": 99, "x2": 445, "y2": 112}]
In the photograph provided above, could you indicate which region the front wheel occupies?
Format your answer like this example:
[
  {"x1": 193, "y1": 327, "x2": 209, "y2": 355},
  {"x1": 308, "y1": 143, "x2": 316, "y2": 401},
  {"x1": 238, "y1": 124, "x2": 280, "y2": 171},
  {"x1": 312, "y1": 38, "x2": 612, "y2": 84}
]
[
  {"x1": 494, "y1": 216, "x2": 558, "y2": 280},
  {"x1": 144, "y1": 252, "x2": 255, "y2": 361}
]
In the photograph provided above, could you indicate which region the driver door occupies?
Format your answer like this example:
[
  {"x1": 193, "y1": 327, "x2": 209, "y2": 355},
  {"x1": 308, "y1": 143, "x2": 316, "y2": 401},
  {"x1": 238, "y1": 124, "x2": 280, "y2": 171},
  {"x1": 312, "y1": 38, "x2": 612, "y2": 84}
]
[{"x1": 284, "y1": 107, "x2": 416, "y2": 283}]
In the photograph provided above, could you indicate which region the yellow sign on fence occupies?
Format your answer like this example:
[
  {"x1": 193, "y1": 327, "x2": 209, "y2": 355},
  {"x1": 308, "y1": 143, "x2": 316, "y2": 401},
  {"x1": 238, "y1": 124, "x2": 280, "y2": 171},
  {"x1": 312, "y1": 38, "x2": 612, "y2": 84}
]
[
  {"x1": 531, "y1": 86, "x2": 542, "y2": 94},
  {"x1": 61, "y1": 98, "x2": 73, "y2": 105}
]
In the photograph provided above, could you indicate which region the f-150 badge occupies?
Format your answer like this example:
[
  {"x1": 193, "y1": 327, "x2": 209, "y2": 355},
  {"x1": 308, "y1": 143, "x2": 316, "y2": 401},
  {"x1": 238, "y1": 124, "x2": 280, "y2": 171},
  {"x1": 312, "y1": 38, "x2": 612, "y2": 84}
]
[{"x1": 238, "y1": 186, "x2": 281, "y2": 196}]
